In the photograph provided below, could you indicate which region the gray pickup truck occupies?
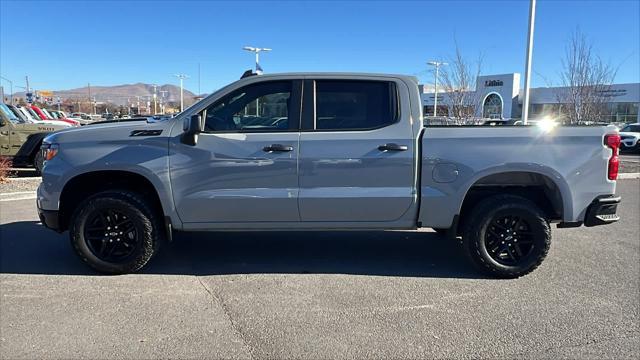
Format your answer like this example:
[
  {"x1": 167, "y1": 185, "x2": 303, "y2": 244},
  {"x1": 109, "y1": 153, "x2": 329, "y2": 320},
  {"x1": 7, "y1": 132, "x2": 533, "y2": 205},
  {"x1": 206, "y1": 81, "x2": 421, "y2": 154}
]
[{"x1": 37, "y1": 73, "x2": 622, "y2": 277}]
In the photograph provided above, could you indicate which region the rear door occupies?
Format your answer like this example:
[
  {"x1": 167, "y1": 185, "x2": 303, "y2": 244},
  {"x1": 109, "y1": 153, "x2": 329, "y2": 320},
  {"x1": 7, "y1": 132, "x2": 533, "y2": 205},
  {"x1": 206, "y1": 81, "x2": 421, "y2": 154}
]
[
  {"x1": 170, "y1": 80, "x2": 303, "y2": 224},
  {"x1": 298, "y1": 78, "x2": 416, "y2": 222}
]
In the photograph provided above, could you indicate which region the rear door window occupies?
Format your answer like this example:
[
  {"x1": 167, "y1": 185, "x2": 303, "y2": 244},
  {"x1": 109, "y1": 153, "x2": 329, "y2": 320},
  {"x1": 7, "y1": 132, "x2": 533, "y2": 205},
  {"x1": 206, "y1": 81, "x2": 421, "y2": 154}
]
[{"x1": 314, "y1": 80, "x2": 398, "y2": 131}]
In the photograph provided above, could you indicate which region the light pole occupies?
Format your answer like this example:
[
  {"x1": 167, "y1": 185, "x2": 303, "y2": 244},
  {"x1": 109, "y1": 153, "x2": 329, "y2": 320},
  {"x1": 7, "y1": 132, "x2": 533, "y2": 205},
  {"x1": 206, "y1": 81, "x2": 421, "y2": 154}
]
[
  {"x1": 0, "y1": 76, "x2": 13, "y2": 104},
  {"x1": 174, "y1": 74, "x2": 189, "y2": 112},
  {"x1": 427, "y1": 61, "x2": 447, "y2": 117},
  {"x1": 521, "y1": 0, "x2": 536, "y2": 125},
  {"x1": 159, "y1": 90, "x2": 168, "y2": 114},
  {"x1": 243, "y1": 46, "x2": 272, "y2": 74},
  {"x1": 152, "y1": 84, "x2": 158, "y2": 114}
]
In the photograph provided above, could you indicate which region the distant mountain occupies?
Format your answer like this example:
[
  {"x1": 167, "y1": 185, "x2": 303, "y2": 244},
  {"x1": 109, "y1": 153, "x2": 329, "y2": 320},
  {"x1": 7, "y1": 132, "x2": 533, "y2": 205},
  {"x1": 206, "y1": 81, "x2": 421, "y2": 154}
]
[{"x1": 12, "y1": 83, "x2": 198, "y2": 106}]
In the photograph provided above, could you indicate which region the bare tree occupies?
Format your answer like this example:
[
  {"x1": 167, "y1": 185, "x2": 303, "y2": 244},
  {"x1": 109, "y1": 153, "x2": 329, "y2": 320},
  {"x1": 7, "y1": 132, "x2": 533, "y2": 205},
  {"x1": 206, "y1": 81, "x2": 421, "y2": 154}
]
[
  {"x1": 558, "y1": 30, "x2": 616, "y2": 124},
  {"x1": 439, "y1": 43, "x2": 483, "y2": 124}
]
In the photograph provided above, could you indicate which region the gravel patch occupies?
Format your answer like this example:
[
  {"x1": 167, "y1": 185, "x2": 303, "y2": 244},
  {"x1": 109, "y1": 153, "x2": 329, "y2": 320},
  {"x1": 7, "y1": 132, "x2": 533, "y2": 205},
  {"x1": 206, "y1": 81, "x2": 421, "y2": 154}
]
[
  {"x1": 0, "y1": 177, "x2": 41, "y2": 194},
  {"x1": 620, "y1": 160, "x2": 640, "y2": 173}
]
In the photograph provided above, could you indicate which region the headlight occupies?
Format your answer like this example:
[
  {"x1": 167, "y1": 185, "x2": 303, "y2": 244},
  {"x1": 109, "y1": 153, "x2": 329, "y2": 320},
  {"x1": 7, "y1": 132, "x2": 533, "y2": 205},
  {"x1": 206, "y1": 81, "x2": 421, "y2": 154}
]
[{"x1": 41, "y1": 143, "x2": 60, "y2": 161}]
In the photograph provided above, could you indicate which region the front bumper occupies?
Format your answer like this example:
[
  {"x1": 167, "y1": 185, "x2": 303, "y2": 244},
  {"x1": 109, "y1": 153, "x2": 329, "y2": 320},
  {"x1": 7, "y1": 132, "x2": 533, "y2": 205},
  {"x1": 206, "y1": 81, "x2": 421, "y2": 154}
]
[
  {"x1": 38, "y1": 208, "x2": 61, "y2": 232},
  {"x1": 584, "y1": 195, "x2": 621, "y2": 227},
  {"x1": 37, "y1": 199, "x2": 61, "y2": 232}
]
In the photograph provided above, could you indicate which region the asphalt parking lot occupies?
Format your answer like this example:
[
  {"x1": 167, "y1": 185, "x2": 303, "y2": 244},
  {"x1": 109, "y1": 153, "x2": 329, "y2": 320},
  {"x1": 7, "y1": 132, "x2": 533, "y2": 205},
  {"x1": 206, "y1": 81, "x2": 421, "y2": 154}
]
[{"x1": 1, "y1": 180, "x2": 638, "y2": 359}]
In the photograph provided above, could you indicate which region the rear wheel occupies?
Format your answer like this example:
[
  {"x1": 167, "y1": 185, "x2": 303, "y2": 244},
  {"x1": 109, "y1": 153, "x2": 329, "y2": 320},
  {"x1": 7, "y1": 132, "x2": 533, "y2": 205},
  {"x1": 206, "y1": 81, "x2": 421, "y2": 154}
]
[
  {"x1": 462, "y1": 195, "x2": 551, "y2": 278},
  {"x1": 69, "y1": 190, "x2": 163, "y2": 274}
]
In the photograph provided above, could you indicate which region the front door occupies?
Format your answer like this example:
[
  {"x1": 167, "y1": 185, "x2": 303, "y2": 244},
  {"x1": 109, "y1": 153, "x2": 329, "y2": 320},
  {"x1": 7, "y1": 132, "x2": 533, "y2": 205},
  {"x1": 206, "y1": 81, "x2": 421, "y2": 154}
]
[
  {"x1": 298, "y1": 79, "x2": 416, "y2": 222},
  {"x1": 170, "y1": 80, "x2": 302, "y2": 224}
]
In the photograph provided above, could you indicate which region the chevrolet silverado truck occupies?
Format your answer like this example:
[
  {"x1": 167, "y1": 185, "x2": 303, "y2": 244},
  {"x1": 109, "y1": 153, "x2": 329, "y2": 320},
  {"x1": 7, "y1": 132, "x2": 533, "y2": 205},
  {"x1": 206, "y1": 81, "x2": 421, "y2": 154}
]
[{"x1": 37, "y1": 73, "x2": 622, "y2": 277}]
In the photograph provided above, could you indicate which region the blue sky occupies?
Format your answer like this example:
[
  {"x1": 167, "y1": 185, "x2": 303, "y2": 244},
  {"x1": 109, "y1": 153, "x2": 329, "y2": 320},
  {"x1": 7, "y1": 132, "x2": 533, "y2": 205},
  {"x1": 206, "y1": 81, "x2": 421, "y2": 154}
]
[{"x1": 1, "y1": 0, "x2": 638, "y2": 94}]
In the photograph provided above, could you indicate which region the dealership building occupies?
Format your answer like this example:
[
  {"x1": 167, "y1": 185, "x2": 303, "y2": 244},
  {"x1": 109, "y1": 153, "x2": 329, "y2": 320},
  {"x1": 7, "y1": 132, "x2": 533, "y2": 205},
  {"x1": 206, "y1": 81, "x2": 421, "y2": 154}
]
[{"x1": 420, "y1": 73, "x2": 640, "y2": 123}]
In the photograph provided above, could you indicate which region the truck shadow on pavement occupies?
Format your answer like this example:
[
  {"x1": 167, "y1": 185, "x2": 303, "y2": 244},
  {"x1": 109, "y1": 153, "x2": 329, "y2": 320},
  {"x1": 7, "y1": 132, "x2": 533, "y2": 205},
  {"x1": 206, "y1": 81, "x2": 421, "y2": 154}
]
[{"x1": 0, "y1": 221, "x2": 483, "y2": 278}]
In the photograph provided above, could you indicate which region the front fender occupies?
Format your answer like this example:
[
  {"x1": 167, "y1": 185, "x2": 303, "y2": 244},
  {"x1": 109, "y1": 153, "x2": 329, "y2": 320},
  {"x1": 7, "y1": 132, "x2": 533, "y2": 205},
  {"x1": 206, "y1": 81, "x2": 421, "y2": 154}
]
[{"x1": 38, "y1": 136, "x2": 180, "y2": 228}]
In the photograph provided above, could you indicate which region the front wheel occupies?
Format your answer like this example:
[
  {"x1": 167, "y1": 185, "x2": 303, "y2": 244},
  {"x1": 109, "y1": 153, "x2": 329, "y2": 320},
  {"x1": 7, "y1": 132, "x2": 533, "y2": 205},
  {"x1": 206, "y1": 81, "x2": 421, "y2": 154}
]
[
  {"x1": 69, "y1": 191, "x2": 163, "y2": 274},
  {"x1": 462, "y1": 195, "x2": 551, "y2": 278}
]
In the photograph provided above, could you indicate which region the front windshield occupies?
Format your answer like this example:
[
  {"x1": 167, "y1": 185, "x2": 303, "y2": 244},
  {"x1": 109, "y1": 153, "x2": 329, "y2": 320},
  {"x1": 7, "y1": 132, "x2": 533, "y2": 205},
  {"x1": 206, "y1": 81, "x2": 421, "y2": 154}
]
[
  {"x1": 0, "y1": 104, "x2": 23, "y2": 123},
  {"x1": 41, "y1": 108, "x2": 54, "y2": 119},
  {"x1": 26, "y1": 107, "x2": 41, "y2": 119},
  {"x1": 18, "y1": 107, "x2": 36, "y2": 121}
]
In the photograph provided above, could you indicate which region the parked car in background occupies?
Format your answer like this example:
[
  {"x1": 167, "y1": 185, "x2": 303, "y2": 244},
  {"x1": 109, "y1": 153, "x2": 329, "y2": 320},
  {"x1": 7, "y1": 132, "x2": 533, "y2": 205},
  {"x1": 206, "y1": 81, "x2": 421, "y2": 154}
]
[
  {"x1": 8, "y1": 104, "x2": 34, "y2": 122},
  {"x1": 619, "y1": 123, "x2": 640, "y2": 153},
  {"x1": 71, "y1": 112, "x2": 92, "y2": 120},
  {"x1": 69, "y1": 112, "x2": 94, "y2": 125},
  {"x1": 30, "y1": 106, "x2": 79, "y2": 127},
  {"x1": 38, "y1": 72, "x2": 622, "y2": 278},
  {"x1": 0, "y1": 103, "x2": 70, "y2": 174},
  {"x1": 16, "y1": 105, "x2": 71, "y2": 126},
  {"x1": 9, "y1": 105, "x2": 65, "y2": 126},
  {"x1": 48, "y1": 110, "x2": 81, "y2": 127}
]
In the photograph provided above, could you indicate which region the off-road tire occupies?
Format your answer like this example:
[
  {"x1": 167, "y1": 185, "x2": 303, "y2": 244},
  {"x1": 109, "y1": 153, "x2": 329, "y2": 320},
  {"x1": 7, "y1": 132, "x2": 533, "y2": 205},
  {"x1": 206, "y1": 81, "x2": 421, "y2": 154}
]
[
  {"x1": 33, "y1": 150, "x2": 44, "y2": 176},
  {"x1": 462, "y1": 194, "x2": 551, "y2": 278},
  {"x1": 69, "y1": 190, "x2": 163, "y2": 274}
]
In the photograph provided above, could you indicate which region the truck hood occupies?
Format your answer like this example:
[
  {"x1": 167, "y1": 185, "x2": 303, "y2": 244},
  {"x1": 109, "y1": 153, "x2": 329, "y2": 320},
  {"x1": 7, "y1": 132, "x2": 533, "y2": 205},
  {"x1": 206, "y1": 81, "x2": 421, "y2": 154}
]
[{"x1": 43, "y1": 118, "x2": 175, "y2": 145}]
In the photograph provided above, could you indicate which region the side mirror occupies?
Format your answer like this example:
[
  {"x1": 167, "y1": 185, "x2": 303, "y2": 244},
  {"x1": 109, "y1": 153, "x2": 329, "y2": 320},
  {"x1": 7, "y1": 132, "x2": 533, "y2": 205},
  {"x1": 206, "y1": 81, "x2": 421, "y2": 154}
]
[
  {"x1": 181, "y1": 114, "x2": 203, "y2": 146},
  {"x1": 0, "y1": 118, "x2": 6, "y2": 127}
]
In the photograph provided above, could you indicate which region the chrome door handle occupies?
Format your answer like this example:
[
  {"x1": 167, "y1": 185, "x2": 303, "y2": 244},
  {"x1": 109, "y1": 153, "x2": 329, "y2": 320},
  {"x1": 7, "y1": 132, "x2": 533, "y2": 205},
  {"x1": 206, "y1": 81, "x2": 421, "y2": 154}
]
[
  {"x1": 378, "y1": 143, "x2": 408, "y2": 151},
  {"x1": 263, "y1": 144, "x2": 293, "y2": 152}
]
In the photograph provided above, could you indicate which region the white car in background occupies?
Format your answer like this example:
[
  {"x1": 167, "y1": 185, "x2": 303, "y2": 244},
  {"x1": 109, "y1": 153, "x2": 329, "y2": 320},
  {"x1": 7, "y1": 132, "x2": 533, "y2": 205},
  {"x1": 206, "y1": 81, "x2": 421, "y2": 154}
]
[
  {"x1": 619, "y1": 123, "x2": 640, "y2": 153},
  {"x1": 15, "y1": 106, "x2": 72, "y2": 127},
  {"x1": 66, "y1": 111, "x2": 94, "y2": 125}
]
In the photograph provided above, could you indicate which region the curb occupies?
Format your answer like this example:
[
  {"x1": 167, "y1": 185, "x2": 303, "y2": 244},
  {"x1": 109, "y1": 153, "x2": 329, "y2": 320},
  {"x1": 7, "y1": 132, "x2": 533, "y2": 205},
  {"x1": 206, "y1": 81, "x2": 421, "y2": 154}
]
[
  {"x1": 5, "y1": 177, "x2": 41, "y2": 181},
  {"x1": 0, "y1": 191, "x2": 37, "y2": 202}
]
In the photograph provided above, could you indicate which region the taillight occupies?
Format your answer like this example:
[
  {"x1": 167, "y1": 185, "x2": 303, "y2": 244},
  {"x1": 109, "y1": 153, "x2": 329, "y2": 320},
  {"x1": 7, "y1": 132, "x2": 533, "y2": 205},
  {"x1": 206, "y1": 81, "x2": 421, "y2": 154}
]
[{"x1": 604, "y1": 134, "x2": 620, "y2": 180}]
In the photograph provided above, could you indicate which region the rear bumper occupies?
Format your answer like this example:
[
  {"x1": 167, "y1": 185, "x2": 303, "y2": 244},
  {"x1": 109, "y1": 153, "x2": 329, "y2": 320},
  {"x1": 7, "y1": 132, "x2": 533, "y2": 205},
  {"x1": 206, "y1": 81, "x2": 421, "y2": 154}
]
[{"x1": 584, "y1": 195, "x2": 621, "y2": 227}]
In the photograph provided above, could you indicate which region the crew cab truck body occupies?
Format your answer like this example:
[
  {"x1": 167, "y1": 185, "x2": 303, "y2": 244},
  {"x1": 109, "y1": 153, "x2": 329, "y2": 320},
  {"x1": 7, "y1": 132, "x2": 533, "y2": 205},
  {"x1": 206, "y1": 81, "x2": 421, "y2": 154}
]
[{"x1": 37, "y1": 73, "x2": 622, "y2": 277}]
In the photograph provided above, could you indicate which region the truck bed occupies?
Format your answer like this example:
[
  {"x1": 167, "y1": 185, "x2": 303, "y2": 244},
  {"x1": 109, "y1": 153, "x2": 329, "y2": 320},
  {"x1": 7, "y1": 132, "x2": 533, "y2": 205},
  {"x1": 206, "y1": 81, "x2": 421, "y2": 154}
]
[{"x1": 418, "y1": 125, "x2": 618, "y2": 228}]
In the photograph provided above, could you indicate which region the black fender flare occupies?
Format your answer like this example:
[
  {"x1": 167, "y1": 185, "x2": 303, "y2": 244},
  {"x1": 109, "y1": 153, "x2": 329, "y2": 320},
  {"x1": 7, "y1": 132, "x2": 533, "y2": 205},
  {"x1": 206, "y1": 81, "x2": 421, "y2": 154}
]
[{"x1": 14, "y1": 132, "x2": 50, "y2": 164}]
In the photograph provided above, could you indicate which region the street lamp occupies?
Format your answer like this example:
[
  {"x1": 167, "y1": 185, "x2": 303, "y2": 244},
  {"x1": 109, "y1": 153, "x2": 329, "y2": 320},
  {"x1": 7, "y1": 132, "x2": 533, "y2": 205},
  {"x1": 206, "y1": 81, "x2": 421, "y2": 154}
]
[
  {"x1": 152, "y1": 84, "x2": 158, "y2": 114},
  {"x1": 0, "y1": 76, "x2": 13, "y2": 104},
  {"x1": 243, "y1": 46, "x2": 272, "y2": 74},
  {"x1": 521, "y1": 0, "x2": 537, "y2": 125},
  {"x1": 427, "y1": 61, "x2": 447, "y2": 117},
  {"x1": 174, "y1": 74, "x2": 189, "y2": 112}
]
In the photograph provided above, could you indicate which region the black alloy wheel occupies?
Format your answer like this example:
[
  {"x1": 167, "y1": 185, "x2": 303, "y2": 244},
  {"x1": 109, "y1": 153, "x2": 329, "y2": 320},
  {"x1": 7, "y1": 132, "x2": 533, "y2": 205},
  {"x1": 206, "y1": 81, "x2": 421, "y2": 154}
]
[
  {"x1": 484, "y1": 215, "x2": 535, "y2": 266},
  {"x1": 70, "y1": 190, "x2": 163, "y2": 274},
  {"x1": 462, "y1": 194, "x2": 551, "y2": 278},
  {"x1": 83, "y1": 208, "x2": 139, "y2": 263}
]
